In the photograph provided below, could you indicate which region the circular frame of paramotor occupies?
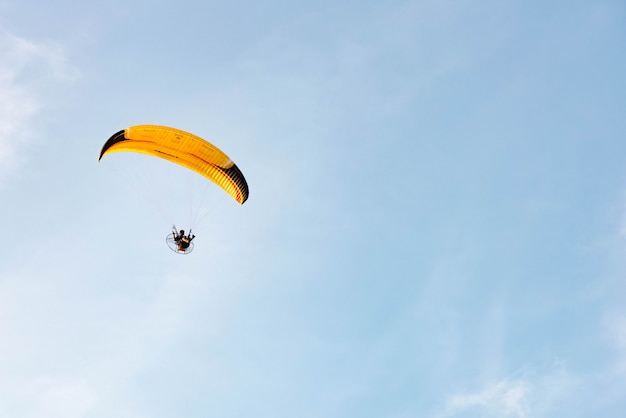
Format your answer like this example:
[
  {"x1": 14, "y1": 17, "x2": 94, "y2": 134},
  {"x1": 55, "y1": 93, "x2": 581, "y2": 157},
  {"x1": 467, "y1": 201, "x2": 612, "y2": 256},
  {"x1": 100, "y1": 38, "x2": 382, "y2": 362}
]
[{"x1": 166, "y1": 233, "x2": 195, "y2": 254}]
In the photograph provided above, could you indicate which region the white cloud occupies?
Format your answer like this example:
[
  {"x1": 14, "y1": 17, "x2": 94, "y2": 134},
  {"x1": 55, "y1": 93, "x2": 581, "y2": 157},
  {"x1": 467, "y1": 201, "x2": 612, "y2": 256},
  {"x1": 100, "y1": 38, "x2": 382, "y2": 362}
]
[
  {"x1": 439, "y1": 379, "x2": 530, "y2": 418},
  {"x1": 0, "y1": 31, "x2": 76, "y2": 187},
  {"x1": 436, "y1": 365, "x2": 583, "y2": 418}
]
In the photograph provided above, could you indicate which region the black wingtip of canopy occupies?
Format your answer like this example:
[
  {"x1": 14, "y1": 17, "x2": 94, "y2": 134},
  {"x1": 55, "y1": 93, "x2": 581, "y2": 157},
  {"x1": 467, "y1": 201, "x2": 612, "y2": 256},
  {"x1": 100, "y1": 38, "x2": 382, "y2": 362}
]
[
  {"x1": 98, "y1": 129, "x2": 127, "y2": 161},
  {"x1": 225, "y1": 163, "x2": 249, "y2": 204}
]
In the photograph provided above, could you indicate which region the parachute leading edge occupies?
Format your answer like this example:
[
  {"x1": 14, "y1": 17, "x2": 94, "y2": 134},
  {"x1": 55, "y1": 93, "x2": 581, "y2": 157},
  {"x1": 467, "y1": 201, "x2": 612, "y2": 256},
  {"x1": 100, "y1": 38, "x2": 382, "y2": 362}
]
[{"x1": 99, "y1": 125, "x2": 249, "y2": 204}]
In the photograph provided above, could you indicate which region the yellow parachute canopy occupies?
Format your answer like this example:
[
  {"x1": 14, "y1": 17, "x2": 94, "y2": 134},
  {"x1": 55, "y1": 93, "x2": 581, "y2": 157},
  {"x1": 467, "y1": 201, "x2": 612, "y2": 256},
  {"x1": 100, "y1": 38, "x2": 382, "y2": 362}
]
[{"x1": 98, "y1": 125, "x2": 249, "y2": 204}]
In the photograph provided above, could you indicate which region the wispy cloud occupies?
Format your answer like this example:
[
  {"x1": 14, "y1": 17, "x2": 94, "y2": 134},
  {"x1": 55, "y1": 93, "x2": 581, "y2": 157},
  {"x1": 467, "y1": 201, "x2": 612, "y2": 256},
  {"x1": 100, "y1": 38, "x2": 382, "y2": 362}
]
[
  {"x1": 438, "y1": 379, "x2": 530, "y2": 418},
  {"x1": 435, "y1": 365, "x2": 583, "y2": 418},
  {"x1": 0, "y1": 31, "x2": 76, "y2": 187}
]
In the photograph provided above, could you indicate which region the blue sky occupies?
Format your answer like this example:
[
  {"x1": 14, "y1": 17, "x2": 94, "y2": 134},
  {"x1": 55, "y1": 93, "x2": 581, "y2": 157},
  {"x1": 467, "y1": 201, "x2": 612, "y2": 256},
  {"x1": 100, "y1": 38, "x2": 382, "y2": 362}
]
[{"x1": 1, "y1": 0, "x2": 625, "y2": 417}]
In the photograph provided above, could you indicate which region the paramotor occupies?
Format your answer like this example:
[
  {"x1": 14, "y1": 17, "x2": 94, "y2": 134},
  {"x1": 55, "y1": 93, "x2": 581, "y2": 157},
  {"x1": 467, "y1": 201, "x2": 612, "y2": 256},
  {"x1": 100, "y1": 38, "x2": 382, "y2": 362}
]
[{"x1": 99, "y1": 125, "x2": 249, "y2": 254}]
